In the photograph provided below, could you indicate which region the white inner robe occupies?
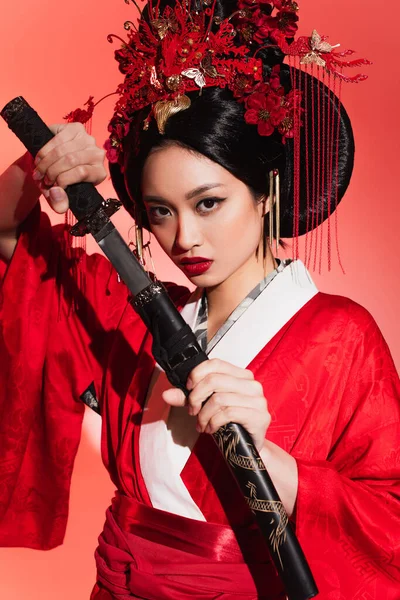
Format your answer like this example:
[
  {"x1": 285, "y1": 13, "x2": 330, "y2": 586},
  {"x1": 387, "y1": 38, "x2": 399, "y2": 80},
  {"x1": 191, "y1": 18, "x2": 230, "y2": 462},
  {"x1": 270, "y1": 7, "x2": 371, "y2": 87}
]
[{"x1": 139, "y1": 260, "x2": 318, "y2": 519}]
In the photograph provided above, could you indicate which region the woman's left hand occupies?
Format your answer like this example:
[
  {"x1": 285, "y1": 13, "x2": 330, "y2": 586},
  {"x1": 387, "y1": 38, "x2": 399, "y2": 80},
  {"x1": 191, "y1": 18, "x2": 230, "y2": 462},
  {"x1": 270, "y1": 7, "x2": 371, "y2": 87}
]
[{"x1": 162, "y1": 358, "x2": 271, "y2": 452}]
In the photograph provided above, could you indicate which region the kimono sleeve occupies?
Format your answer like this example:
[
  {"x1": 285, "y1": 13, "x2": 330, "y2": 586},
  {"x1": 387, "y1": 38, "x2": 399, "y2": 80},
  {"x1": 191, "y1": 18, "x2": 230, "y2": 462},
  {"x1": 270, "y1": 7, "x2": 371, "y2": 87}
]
[
  {"x1": 295, "y1": 305, "x2": 400, "y2": 599},
  {"x1": 0, "y1": 205, "x2": 130, "y2": 550}
]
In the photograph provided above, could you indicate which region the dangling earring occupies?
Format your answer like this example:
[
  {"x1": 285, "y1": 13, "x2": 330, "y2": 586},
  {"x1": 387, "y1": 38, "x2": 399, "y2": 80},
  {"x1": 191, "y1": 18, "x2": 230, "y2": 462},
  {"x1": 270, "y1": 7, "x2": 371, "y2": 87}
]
[
  {"x1": 268, "y1": 170, "x2": 274, "y2": 251},
  {"x1": 135, "y1": 220, "x2": 144, "y2": 266},
  {"x1": 274, "y1": 169, "x2": 280, "y2": 254},
  {"x1": 129, "y1": 210, "x2": 157, "y2": 279},
  {"x1": 267, "y1": 169, "x2": 281, "y2": 255},
  {"x1": 261, "y1": 196, "x2": 268, "y2": 268}
]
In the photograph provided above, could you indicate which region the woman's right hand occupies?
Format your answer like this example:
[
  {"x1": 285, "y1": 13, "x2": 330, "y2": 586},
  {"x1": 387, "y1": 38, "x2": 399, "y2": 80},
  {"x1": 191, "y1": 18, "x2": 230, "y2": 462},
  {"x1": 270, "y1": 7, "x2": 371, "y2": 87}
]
[
  {"x1": 33, "y1": 122, "x2": 107, "y2": 214},
  {"x1": 0, "y1": 122, "x2": 107, "y2": 261}
]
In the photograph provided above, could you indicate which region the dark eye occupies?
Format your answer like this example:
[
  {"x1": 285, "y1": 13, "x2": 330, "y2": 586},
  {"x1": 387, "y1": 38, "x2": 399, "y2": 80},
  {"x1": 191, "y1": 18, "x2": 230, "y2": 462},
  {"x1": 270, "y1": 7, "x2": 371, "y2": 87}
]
[
  {"x1": 148, "y1": 205, "x2": 171, "y2": 220},
  {"x1": 196, "y1": 197, "x2": 225, "y2": 214}
]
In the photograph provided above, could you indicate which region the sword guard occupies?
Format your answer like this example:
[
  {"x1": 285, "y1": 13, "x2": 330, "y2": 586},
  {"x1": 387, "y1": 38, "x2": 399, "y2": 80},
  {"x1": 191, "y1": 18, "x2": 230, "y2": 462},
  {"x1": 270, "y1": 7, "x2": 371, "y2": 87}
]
[{"x1": 70, "y1": 198, "x2": 122, "y2": 237}]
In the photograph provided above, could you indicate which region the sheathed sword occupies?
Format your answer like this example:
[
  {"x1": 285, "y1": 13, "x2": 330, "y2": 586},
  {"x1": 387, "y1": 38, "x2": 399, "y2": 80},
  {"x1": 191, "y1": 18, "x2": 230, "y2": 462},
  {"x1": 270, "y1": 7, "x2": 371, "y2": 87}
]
[{"x1": 1, "y1": 96, "x2": 318, "y2": 600}]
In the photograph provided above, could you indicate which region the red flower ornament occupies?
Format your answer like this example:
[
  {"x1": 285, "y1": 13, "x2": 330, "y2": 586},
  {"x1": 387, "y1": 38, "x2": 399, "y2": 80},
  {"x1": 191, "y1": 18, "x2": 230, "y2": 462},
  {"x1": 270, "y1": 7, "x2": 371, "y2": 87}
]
[
  {"x1": 252, "y1": 10, "x2": 274, "y2": 44},
  {"x1": 244, "y1": 86, "x2": 286, "y2": 136},
  {"x1": 274, "y1": 9, "x2": 299, "y2": 37},
  {"x1": 64, "y1": 96, "x2": 95, "y2": 125},
  {"x1": 104, "y1": 138, "x2": 120, "y2": 164},
  {"x1": 272, "y1": 0, "x2": 299, "y2": 9}
]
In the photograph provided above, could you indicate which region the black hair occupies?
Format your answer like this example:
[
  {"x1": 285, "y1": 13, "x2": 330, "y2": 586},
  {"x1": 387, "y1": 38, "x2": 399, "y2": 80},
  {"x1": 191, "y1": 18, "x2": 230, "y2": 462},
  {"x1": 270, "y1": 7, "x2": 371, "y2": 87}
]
[
  {"x1": 110, "y1": 0, "x2": 355, "y2": 238},
  {"x1": 123, "y1": 84, "x2": 286, "y2": 214}
]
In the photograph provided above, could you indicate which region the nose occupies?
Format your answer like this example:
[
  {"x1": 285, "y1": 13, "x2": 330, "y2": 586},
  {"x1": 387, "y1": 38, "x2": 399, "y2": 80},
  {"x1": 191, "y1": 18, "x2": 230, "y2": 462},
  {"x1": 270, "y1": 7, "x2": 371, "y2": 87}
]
[{"x1": 173, "y1": 212, "x2": 203, "y2": 253}]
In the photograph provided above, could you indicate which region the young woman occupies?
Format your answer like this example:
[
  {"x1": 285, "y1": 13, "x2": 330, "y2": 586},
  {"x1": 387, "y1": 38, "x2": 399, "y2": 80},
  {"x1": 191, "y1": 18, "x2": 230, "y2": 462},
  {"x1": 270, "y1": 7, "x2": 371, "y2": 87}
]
[{"x1": 0, "y1": 0, "x2": 399, "y2": 598}]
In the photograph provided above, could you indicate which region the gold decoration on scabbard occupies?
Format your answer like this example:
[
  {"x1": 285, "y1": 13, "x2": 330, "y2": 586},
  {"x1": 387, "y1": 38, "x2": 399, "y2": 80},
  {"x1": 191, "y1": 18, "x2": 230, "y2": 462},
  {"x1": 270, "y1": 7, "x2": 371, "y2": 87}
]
[
  {"x1": 214, "y1": 424, "x2": 289, "y2": 569},
  {"x1": 214, "y1": 426, "x2": 266, "y2": 470},
  {"x1": 246, "y1": 481, "x2": 288, "y2": 567}
]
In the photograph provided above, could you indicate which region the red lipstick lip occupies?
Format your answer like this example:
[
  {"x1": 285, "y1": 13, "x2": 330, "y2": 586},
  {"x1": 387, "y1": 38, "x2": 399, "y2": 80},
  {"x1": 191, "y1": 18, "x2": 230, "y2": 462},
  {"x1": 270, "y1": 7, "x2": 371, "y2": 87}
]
[
  {"x1": 180, "y1": 259, "x2": 213, "y2": 276},
  {"x1": 180, "y1": 257, "x2": 211, "y2": 264}
]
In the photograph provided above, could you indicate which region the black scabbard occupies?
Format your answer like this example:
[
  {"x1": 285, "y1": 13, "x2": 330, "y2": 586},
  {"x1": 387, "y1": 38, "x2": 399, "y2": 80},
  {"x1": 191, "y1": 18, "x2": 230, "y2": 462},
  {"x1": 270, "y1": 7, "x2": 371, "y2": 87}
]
[{"x1": 1, "y1": 96, "x2": 318, "y2": 600}]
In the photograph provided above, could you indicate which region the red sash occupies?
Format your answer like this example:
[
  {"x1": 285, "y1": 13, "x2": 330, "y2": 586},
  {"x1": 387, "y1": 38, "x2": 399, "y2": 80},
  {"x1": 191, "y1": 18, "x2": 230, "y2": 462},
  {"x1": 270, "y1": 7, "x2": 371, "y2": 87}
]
[{"x1": 91, "y1": 493, "x2": 285, "y2": 600}]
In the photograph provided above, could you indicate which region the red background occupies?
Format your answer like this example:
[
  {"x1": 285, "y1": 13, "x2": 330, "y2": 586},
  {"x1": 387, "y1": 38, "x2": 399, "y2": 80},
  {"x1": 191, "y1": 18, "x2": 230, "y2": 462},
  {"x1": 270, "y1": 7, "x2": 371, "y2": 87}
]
[{"x1": 0, "y1": 0, "x2": 399, "y2": 597}]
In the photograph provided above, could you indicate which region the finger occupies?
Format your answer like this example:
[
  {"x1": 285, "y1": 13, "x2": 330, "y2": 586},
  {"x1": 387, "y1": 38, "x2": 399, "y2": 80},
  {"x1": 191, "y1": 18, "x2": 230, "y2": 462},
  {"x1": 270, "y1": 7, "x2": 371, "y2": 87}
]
[
  {"x1": 188, "y1": 373, "x2": 264, "y2": 415},
  {"x1": 200, "y1": 406, "x2": 271, "y2": 448},
  {"x1": 34, "y1": 123, "x2": 88, "y2": 164},
  {"x1": 42, "y1": 148, "x2": 106, "y2": 187},
  {"x1": 48, "y1": 124, "x2": 69, "y2": 136},
  {"x1": 45, "y1": 164, "x2": 106, "y2": 190},
  {"x1": 34, "y1": 140, "x2": 103, "y2": 183},
  {"x1": 39, "y1": 185, "x2": 69, "y2": 213},
  {"x1": 197, "y1": 392, "x2": 268, "y2": 430},
  {"x1": 162, "y1": 387, "x2": 187, "y2": 407},
  {"x1": 187, "y1": 358, "x2": 254, "y2": 390},
  {"x1": 47, "y1": 187, "x2": 69, "y2": 214}
]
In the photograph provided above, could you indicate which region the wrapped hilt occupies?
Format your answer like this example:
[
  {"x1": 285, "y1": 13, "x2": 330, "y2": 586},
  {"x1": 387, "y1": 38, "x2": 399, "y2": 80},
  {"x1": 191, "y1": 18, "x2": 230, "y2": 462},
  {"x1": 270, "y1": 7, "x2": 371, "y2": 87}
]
[
  {"x1": 1, "y1": 96, "x2": 107, "y2": 223},
  {"x1": 131, "y1": 281, "x2": 208, "y2": 392}
]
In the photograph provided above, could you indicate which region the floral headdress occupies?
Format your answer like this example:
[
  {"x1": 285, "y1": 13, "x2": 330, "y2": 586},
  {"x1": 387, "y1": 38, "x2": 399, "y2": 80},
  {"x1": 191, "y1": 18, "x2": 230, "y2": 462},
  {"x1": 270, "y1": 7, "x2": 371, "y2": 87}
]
[
  {"x1": 66, "y1": 0, "x2": 369, "y2": 166},
  {"x1": 66, "y1": 0, "x2": 370, "y2": 271}
]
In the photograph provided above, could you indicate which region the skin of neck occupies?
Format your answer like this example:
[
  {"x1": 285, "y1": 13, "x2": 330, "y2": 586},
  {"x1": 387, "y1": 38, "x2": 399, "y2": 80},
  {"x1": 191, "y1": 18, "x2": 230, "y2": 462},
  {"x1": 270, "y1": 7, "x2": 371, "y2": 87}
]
[{"x1": 205, "y1": 242, "x2": 277, "y2": 339}]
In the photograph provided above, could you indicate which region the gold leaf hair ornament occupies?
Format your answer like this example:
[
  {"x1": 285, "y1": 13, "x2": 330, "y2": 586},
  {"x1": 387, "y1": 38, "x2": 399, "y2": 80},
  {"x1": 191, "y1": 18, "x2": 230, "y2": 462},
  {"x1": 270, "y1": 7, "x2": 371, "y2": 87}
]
[{"x1": 152, "y1": 94, "x2": 191, "y2": 134}]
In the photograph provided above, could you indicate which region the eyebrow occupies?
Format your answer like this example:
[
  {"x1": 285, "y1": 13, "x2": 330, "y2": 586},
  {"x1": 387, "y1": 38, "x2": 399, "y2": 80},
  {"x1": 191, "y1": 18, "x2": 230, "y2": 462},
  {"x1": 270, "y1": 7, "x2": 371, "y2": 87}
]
[
  {"x1": 186, "y1": 183, "x2": 223, "y2": 200},
  {"x1": 143, "y1": 183, "x2": 223, "y2": 204}
]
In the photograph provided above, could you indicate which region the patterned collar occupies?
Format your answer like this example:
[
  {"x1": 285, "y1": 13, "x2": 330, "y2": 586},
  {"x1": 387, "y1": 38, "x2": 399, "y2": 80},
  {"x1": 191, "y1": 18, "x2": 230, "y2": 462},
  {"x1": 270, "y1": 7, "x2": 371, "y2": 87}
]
[{"x1": 194, "y1": 259, "x2": 291, "y2": 354}]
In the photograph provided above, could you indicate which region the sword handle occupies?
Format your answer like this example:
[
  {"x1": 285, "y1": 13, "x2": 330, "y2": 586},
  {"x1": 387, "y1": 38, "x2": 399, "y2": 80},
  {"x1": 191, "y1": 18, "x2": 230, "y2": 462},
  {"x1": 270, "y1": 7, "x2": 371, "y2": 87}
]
[{"x1": 1, "y1": 96, "x2": 103, "y2": 221}]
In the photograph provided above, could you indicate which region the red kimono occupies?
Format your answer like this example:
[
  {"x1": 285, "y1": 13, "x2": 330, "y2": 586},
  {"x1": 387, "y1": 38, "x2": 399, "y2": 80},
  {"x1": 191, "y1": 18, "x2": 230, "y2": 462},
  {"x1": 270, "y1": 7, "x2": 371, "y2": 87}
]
[{"x1": 0, "y1": 207, "x2": 399, "y2": 599}]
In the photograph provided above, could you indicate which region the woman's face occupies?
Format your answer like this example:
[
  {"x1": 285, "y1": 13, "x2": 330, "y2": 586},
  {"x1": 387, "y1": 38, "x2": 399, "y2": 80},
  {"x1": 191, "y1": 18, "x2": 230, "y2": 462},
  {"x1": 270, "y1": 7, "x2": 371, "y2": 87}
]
[{"x1": 141, "y1": 144, "x2": 265, "y2": 288}]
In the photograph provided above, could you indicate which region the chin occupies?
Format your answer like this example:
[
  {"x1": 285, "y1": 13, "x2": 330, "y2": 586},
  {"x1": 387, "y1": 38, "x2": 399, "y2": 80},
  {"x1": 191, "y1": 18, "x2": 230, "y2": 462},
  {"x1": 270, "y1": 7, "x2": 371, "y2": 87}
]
[{"x1": 188, "y1": 272, "x2": 226, "y2": 288}]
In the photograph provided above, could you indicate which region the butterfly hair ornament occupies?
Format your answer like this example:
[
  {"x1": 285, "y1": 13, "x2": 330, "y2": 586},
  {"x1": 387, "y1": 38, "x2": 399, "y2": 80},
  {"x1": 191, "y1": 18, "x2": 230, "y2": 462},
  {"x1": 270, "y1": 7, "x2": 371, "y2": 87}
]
[{"x1": 66, "y1": 0, "x2": 371, "y2": 271}]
